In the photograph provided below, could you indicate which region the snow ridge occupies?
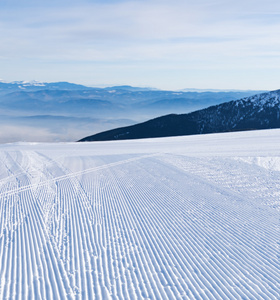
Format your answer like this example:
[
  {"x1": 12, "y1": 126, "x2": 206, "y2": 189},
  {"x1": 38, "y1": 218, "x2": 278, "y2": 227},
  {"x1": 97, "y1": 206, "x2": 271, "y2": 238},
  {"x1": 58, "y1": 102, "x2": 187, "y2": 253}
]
[{"x1": 236, "y1": 90, "x2": 280, "y2": 108}]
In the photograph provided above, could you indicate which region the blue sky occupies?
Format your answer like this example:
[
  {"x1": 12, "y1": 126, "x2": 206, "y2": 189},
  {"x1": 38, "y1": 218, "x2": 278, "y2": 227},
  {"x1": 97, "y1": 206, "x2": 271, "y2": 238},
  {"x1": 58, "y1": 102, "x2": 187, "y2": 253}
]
[{"x1": 1, "y1": 0, "x2": 280, "y2": 90}]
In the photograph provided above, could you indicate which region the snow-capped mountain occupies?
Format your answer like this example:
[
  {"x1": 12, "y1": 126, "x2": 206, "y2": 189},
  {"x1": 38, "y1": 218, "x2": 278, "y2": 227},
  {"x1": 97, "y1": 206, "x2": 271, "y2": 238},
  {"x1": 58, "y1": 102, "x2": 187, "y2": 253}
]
[
  {"x1": 11, "y1": 80, "x2": 46, "y2": 86},
  {"x1": 79, "y1": 89, "x2": 280, "y2": 141},
  {"x1": 0, "y1": 80, "x2": 93, "y2": 93}
]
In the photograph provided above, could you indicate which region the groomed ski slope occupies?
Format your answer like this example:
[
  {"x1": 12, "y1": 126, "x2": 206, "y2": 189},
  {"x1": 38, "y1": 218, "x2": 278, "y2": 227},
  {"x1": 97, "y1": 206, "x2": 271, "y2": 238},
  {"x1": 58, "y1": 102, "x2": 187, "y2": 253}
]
[{"x1": 0, "y1": 129, "x2": 279, "y2": 299}]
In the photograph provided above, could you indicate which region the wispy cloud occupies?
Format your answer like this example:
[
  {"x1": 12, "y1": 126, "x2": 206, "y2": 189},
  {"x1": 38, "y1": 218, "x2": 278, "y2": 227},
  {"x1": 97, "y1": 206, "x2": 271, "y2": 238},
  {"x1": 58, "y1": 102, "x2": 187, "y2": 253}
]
[{"x1": 1, "y1": 0, "x2": 280, "y2": 89}]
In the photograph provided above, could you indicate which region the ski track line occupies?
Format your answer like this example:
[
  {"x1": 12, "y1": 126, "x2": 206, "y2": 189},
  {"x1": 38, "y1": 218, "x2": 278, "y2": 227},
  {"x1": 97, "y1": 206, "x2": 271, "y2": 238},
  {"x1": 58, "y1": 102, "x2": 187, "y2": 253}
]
[
  {"x1": 74, "y1": 156, "x2": 278, "y2": 293},
  {"x1": 109, "y1": 165, "x2": 230, "y2": 299},
  {"x1": 105, "y1": 157, "x2": 280, "y2": 299},
  {"x1": 0, "y1": 153, "x2": 157, "y2": 198},
  {"x1": 0, "y1": 149, "x2": 279, "y2": 299},
  {"x1": 0, "y1": 157, "x2": 74, "y2": 300}
]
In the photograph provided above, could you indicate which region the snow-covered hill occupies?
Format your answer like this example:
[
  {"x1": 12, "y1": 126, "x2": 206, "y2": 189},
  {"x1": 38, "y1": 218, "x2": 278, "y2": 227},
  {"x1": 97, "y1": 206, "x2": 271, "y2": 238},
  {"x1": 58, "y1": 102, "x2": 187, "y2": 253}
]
[
  {"x1": 80, "y1": 89, "x2": 280, "y2": 141},
  {"x1": 195, "y1": 89, "x2": 280, "y2": 132},
  {"x1": 0, "y1": 129, "x2": 279, "y2": 299}
]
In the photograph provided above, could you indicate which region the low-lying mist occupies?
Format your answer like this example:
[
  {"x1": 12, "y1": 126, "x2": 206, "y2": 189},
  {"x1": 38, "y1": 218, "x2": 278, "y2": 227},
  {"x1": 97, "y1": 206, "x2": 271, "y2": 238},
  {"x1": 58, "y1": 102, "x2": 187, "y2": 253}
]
[{"x1": 0, "y1": 115, "x2": 135, "y2": 143}]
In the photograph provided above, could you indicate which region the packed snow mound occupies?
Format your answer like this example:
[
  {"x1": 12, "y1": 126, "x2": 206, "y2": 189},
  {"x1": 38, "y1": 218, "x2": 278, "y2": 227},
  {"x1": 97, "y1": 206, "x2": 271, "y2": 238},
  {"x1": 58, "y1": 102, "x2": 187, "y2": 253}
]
[
  {"x1": 0, "y1": 129, "x2": 280, "y2": 299},
  {"x1": 235, "y1": 156, "x2": 280, "y2": 172}
]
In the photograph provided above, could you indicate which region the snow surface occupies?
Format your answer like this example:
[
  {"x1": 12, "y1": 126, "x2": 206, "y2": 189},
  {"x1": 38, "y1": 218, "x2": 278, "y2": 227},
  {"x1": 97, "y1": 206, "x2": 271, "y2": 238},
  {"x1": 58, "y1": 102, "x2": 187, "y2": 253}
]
[{"x1": 0, "y1": 129, "x2": 279, "y2": 299}]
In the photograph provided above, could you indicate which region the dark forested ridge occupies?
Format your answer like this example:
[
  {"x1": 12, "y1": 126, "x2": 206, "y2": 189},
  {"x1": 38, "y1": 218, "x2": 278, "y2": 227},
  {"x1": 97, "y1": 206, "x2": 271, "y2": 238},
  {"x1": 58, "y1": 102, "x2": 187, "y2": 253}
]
[{"x1": 79, "y1": 90, "x2": 280, "y2": 142}]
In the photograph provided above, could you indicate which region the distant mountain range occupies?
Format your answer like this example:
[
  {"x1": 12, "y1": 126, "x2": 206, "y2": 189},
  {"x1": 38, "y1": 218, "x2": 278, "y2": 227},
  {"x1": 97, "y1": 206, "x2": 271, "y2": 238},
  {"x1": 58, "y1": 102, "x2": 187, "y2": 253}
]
[
  {"x1": 0, "y1": 81, "x2": 263, "y2": 118},
  {"x1": 0, "y1": 80, "x2": 265, "y2": 143},
  {"x1": 78, "y1": 90, "x2": 280, "y2": 142}
]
